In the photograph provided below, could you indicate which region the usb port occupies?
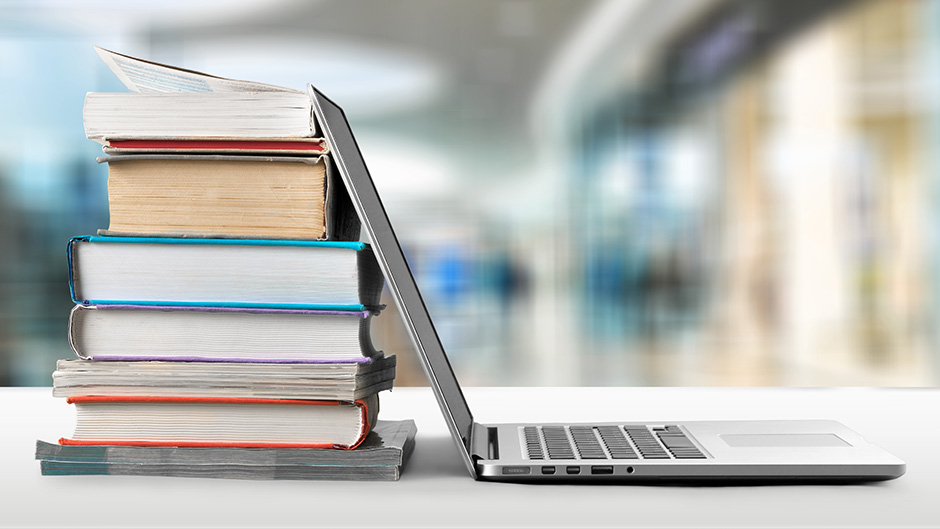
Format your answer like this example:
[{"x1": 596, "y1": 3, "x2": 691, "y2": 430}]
[
  {"x1": 591, "y1": 465, "x2": 614, "y2": 475},
  {"x1": 566, "y1": 466, "x2": 581, "y2": 475},
  {"x1": 541, "y1": 466, "x2": 556, "y2": 475}
]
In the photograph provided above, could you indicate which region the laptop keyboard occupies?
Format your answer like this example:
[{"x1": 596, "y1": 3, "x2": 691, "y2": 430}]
[{"x1": 523, "y1": 425, "x2": 706, "y2": 460}]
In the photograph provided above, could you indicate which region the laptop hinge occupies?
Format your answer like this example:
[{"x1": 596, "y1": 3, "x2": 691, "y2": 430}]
[{"x1": 470, "y1": 422, "x2": 499, "y2": 461}]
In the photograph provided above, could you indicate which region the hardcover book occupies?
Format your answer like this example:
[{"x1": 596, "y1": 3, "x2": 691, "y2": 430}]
[
  {"x1": 60, "y1": 394, "x2": 379, "y2": 449},
  {"x1": 68, "y1": 237, "x2": 384, "y2": 310}
]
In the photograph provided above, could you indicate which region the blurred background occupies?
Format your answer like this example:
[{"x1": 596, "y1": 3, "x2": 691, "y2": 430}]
[{"x1": 2, "y1": 0, "x2": 939, "y2": 387}]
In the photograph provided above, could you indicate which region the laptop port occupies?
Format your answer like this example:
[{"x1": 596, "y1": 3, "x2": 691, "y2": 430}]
[
  {"x1": 566, "y1": 466, "x2": 580, "y2": 475},
  {"x1": 591, "y1": 465, "x2": 614, "y2": 475},
  {"x1": 541, "y1": 466, "x2": 556, "y2": 475}
]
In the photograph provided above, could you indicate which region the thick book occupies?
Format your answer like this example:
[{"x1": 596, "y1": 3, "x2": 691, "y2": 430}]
[
  {"x1": 67, "y1": 305, "x2": 381, "y2": 363},
  {"x1": 84, "y1": 91, "x2": 318, "y2": 141},
  {"x1": 86, "y1": 46, "x2": 329, "y2": 156},
  {"x1": 60, "y1": 394, "x2": 379, "y2": 449},
  {"x1": 86, "y1": 48, "x2": 322, "y2": 143},
  {"x1": 68, "y1": 237, "x2": 383, "y2": 310},
  {"x1": 99, "y1": 154, "x2": 358, "y2": 241},
  {"x1": 53, "y1": 355, "x2": 395, "y2": 399},
  {"x1": 36, "y1": 419, "x2": 417, "y2": 481}
]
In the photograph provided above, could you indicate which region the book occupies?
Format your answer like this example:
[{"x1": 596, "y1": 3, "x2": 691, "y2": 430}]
[
  {"x1": 36, "y1": 419, "x2": 417, "y2": 481},
  {"x1": 100, "y1": 138, "x2": 328, "y2": 155},
  {"x1": 85, "y1": 48, "x2": 315, "y2": 141},
  {"x1": 68, "y1": 237, "x2": 384, "y2": 310},
  {"x1": 60, "y1": 394, "x2": 379, "y2": 449},
  {"x1": 85, "y1": 48, "x2": 329, "y2": 155},
  {"x1": 84, "y1": 91, "x2": 320, "y2": 141},
  {"x1": 53, "y1": 355, "x2": 396, "y2": 400},
  {"x1": 99, "y1": 154, "x2": 358, "y2": 241},
  {"x1": 68, "y1": 305, "x2": 382, "y2": 363},
  {"x1": 38, "y1": 419, "x2": 415, "y2": 466}
]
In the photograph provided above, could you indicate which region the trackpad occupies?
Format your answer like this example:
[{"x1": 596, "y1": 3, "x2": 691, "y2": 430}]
[{"x1": 721, "y1": 434, "x2": 850, "y2": 448}]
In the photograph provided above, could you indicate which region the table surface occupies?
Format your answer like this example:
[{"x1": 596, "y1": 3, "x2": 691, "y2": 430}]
[{"x1": 2, "y1": 385, "x2": 937, "y2": 528}]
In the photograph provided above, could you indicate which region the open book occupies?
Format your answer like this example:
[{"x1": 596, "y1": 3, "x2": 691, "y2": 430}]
[
  {"x1": 94, "y1": 46, "x2": 298, "y2": 94},
  {"x1": 85, "y1": 47, "x2": 323, "y2": 143}
]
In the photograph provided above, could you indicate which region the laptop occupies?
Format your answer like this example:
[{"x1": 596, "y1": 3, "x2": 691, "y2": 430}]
[{"x1": 310, "y1": 87, "x2": 906, "y2": 483}]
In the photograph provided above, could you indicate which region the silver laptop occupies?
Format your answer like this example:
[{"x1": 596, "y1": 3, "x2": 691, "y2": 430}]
[{"x1": 310, "y1": 87, "x2": 906, "y2": 483}]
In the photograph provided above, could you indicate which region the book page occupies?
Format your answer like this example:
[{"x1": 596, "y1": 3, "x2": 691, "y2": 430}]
[{"x1": 95, "y1": 46, "x2": 301, "y2": 94}]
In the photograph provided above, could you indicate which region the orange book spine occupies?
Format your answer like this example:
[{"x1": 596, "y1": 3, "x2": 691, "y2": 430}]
[{"x1": 66, "y1": 395, "x2": 342, "y2": 406}]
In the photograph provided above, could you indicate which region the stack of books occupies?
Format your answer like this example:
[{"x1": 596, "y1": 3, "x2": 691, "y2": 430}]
[{"x1": 36, "y1": 48, "x2": 416, "y2": 481}]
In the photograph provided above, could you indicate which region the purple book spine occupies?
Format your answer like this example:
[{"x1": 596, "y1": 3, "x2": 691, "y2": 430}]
[{"x1": 89, "y1": 355, "x2": 372, "y2": 364}]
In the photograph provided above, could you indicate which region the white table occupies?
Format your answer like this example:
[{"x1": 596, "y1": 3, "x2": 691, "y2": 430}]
[{"x1": 2, "y1": 386, "x2": 936, "y2": 528}]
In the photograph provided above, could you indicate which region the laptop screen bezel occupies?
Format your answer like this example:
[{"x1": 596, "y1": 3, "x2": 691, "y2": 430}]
[{"x1": 310, "y1": 87, "x2": 478, "y2": 478}]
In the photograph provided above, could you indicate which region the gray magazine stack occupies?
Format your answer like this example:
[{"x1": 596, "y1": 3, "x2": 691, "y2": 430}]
[{"x1": 37, "y1": 419, "x2": 416, "y2": 481}]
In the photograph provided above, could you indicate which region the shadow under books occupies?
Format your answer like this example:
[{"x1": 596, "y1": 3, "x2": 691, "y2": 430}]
[{"x1": 403, "y1": 436, "x2": 469, "y2": 480}]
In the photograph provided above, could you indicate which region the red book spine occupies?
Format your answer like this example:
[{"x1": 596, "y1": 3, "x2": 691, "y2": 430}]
[{"x1": 106, "y1": 139, "x2": 326, "y2": 152}]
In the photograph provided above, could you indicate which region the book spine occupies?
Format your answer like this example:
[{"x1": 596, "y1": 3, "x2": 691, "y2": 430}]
[
  {"x1": 347, "y1": 397, "x2": 372, "y2": 450},
  {"x1": 67, "y1": 305, "x2": 89, "y2": 359},
  {"x1": 323, "y1": 156, "x2": 362, "y2": 242},
  {"x1": 357, "y1": 246, "x2": 385, "y2": 307},
  {"x1": 67, "y1": 236, "x2": 91, "y2": 305}
]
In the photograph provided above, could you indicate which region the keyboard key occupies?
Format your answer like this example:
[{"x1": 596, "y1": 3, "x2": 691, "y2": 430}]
[
  {"x1": 624, "y1": 426, "x2": 670, "y2": 459},
  {"x1": 524, "y1": 426, "x2": 544, "y2": 459},
  {"x1": 597, "y1": 426, "x2": 638, "y2": 459},
  {"x1": 541, "y1": 426, "x2": 575, "y2": 459},
  {"x1": 655, "y1": 428, "x2": 705, "y2": 459},
  {"x1": 570, "y1": 426, "x2": 607, "y2": 459},
  {"x1": 659, "y1": 435, "x2": 694, "y2": 449}
]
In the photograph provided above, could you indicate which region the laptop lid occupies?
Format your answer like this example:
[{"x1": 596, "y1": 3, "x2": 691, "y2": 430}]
[{"x1": 309, "y1": 87, "x2": 479, "y2": 477}]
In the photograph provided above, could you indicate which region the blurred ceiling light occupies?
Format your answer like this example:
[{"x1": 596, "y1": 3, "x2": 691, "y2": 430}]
[
  {"x1": 531, "y1": 0, "x2": 646, "y2": 133},
  {"x1": 662, "y1": 133, "x2": 712, "y2": 211},
  {"x1": 531, "y1": 0, "x2": 720, "y2": 138},
  {"x1": 180, "y1": 38, "x2": 445, "y2": 118}
]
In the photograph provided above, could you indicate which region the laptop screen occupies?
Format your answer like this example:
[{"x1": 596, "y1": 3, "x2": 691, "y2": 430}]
[{"x1": 310, "y1": 88, "x2": 476, "y2": 462}]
